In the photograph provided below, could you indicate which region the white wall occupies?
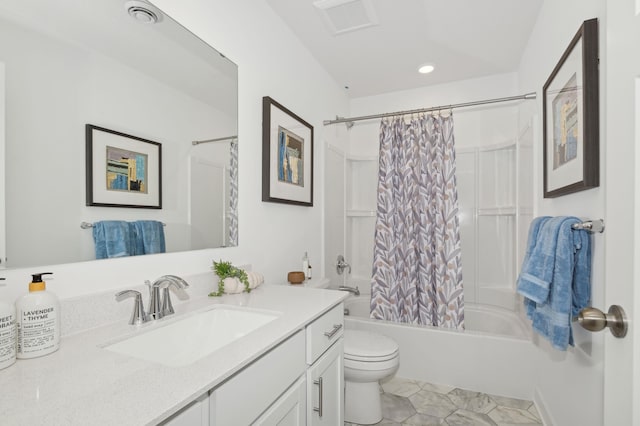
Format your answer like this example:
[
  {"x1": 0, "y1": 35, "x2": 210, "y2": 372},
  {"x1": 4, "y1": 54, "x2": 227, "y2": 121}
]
[
  {"x1": 517, "y1": 0, "x2": 606, "y2": 424},
  {"x1": 0, "y1": 0, "x2": 349, "y2": 303}
]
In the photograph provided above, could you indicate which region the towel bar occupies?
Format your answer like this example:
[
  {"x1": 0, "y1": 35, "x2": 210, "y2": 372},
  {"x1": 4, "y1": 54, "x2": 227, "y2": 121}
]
[
  {"x1": 571, "y1": 219, "x2": 604, "y2": 233},
  {"x1": 81, "y1": 221, "x2": 166, "y2": 229}
]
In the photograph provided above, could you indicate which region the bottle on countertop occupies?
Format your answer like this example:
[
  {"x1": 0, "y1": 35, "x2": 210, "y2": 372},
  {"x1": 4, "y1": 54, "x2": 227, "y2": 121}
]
[
  {"x1": 0, "y1": 278, "x2": 16, "y2": 370},
  {"x1": 15, "y1": 273, "x2": 60, "y2": 359},
  {"x1": 302, "y1": 252, "x2": 309, "y2": 279}
]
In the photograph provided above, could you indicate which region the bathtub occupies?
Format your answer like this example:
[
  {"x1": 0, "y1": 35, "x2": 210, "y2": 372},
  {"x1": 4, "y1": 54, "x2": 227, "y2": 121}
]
[{"x1": 343, "y1": 295, "x2": 539, "y2": 399}]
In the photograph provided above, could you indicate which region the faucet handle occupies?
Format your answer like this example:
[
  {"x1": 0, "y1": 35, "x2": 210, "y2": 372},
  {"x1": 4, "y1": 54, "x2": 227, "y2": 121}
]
[
  {"x1": 160, "y1": 279, "x2": 189, "y2": 317},
  {"x1": 115, "y1": 290, "x2": 148, "y2": 325}
]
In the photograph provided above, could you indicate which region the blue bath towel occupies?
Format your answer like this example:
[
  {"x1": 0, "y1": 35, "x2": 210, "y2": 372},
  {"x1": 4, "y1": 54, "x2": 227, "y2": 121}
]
[
  {"x1": 516, "y1": 216, "x2": 592, "y2": 350},
  {"x1": 92, "y1": 221, "x2": 135, "y2": 259},
  {"x1": 132, "y1": 220, "x2": 166, "y2": 255}
]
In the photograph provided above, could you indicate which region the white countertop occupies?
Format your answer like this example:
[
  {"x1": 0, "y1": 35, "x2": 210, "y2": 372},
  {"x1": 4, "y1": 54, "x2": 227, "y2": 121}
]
[{"x1": 0, "y1": 284, "x2": 347, "y2": 425}]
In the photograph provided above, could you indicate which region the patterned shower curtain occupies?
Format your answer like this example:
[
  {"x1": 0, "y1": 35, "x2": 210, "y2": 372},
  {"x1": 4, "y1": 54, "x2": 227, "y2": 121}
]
[
  {"x1": 228, "y1": 140, "x2": 239, "y2": 246},
  {"x1": 370, "y1": 114, "x2": 464, "y2": 329}
]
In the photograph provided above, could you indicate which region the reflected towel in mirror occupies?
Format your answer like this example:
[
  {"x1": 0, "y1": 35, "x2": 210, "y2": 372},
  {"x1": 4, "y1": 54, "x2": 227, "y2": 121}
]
[
  {"x1": 132, "y1": 220, "x2": 166, "y2": 255},
  {"x1": 92, "y1": 221, "x2": 135, "y2": 259}
]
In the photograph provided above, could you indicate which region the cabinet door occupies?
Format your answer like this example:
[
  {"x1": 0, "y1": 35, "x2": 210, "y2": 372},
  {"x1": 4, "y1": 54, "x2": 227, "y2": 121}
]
[
  {"x1": 307, "y1": 339, "x2": 343, "y2": 426},
  {"x1": 160, "y1": 392, "x2": 209, "y2": 426},
  {"x1": 253, "y1": 376, "x2": 306, "y2": 426}
]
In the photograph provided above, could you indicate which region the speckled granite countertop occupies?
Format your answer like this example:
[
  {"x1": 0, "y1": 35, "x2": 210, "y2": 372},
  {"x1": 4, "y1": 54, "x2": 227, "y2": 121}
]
[{"x1": 0, "y1": 284, "x2": 347, "y2": 425}]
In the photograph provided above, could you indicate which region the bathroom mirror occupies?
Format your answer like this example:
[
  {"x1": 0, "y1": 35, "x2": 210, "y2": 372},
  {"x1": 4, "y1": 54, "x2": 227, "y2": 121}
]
[{"x1": 0, "y1": 0, "x2": 238, "y2": 268}]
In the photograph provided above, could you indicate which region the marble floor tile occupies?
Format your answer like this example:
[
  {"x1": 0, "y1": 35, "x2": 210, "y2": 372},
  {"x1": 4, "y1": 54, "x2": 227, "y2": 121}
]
[
  {"x1": 403, "y1": 412, "x2": 447, "y2": 425},
  {"x1": 487, "y1": 405, "x2": 541, "y2": 424},
  {"x1": 445, "y1": 409, "x2": 498, "y2": 426},
  {"x1": 489, "y1": 394, "x2": 534, "y2": 411},
  {"x1": 418, "y1": 381, "x2": 456, "y2": 395},
  {"x1": 343, "y1": 376, "x2": 541, "y2": 426},
  {"x1": 527, "y1": 403, "x2": 542, "y2": 421},
  {"x1": 447, "y1": 388, "x2": 497, "y2": 414},
  {"x1": 381, "y1": 392, "x2": 417, "y2": 423},
  {"x1": 381, "y1": 376, "x2": 422, "y2": 397},
  {"x1": 408, "y1": 390, "x2": 458, "y2": 418}
]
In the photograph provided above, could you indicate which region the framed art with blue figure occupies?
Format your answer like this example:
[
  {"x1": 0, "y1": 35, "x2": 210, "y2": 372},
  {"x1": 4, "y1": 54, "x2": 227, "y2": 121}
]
[
  {"x1": 262, "y1": 96, "x2": 314, "y2": 206},
  {"x1": 543, "y1": 18, "x2": 599, "y2": 198}
]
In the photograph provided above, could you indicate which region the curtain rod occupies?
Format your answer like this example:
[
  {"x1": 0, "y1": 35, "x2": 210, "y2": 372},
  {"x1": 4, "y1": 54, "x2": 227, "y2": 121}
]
[
  {"x1": 192, "y1": 135, "x2": 238, "y2": 145},
  {"x1": 323, "y1": 92, "x2": 537, "y2": 126}
]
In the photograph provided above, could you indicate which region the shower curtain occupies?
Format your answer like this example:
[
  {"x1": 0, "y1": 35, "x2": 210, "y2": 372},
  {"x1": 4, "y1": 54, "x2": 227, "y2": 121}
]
[
  {"x1": 370, "y1": 114, "x2": 464, "y2": 329},
  {"x1": 228, "y1": 140, "x2": 238, "y2": 246}
]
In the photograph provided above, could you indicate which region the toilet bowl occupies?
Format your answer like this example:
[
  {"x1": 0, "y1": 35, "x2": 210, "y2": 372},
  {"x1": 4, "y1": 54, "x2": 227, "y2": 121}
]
[{"x1": 344, "y1": 329, "x2": 399, "y2": 425}]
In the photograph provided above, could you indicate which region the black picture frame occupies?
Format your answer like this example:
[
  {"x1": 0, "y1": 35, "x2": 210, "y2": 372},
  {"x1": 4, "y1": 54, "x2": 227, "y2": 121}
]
[
  {"x1": 543, "y1": 18, "x2": 599, "y2": 198},
  {"x1": 262, "y1": 96, "x2": 314, "y2": 206},
  {"x1": 86, "y1": 124, "x2": 162, "y2": 209}
]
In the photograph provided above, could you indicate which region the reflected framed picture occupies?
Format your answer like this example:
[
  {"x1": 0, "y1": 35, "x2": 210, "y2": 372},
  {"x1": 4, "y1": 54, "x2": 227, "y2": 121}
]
[
  {"x1": 262, "y1": 96, "x2": 314, "y2": 206},
  {"x1": 86, "y1": 124, "x2": 162, "y2": 208},
  {"x1": 543, "y1": 18, "x2": 599, "y2": 198}
]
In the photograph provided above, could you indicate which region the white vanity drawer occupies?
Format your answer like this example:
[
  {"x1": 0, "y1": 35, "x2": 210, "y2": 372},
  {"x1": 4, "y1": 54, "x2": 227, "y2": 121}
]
[
  {"x1": 306, "y1": 303, "x2": 344, "y2": 364},
  {"x1": 210, "y1": 330, "x2": 306, "y2": 425}
]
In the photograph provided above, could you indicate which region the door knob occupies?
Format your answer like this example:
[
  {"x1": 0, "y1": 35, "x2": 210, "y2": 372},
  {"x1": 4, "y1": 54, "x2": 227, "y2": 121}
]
[{"x1": 575, "y1": 305, "x2": 628, "y2": 338}]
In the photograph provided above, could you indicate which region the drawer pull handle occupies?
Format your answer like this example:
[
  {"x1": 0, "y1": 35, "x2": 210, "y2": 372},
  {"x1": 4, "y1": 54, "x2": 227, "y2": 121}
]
[
  {"x1": 313, "y1": 377, "x2": 324, "y2": 418},
  {"x1": 324, "y1": 324, "x2": 343, "y2": 339}
]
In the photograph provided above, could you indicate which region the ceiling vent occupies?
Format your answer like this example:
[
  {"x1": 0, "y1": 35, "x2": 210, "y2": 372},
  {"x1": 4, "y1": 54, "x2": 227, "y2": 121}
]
[{"x1": 312, "y1": 0, "x2": 378, "y2": 35}]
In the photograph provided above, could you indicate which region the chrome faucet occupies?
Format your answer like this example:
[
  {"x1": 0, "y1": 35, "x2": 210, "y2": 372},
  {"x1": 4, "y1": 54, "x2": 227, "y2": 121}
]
[
  {"x1": 115, "y1": 290, "x2": 149, "y2": 325},
  {"x1": 338, "y1": 285, "x2": 360, "y2": 296},
  {"x1": 146, "y1": 275, "x2": 190, "y2": 320},
  {"x1": 336, "y1": 255, "x2": 351, "y2": 275}
]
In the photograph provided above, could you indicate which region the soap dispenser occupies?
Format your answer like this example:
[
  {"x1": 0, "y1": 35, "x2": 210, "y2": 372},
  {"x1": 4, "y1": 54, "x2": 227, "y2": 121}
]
[
  {"x1": 15, "y1": 273, "x2": 60, "y2": 359},
  {"x1": 0, "y1": 278, "x2": 16, "y2": 370}
]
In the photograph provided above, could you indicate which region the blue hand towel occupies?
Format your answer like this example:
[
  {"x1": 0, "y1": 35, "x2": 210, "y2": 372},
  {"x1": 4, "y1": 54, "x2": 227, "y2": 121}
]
[
  {"x1": 517, "y1": 216, "x2": 557, "y2": 303},
  {"x1": 516, "y1": 216, "x2": 591, "y2": 350},
  {"x1": 132, "y1": 220, "x2": 166, "y2": 255},
  {"x1": 92, "y1": 221, "x2": 134, "y2": 259}
]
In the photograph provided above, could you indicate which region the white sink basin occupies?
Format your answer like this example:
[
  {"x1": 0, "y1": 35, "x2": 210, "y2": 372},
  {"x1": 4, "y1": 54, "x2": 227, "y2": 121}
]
[{"x1": 104, "y1": 306, "x2": 280, "y2": 367}]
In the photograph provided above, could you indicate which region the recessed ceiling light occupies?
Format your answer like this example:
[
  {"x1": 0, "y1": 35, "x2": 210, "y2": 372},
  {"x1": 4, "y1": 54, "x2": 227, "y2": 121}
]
[
  {"x1": 418, "y1": 64, "x2": 435, "y2": 74},
  {"x1": 124, "y1": 0, "x2": 163, "y2": 24}
]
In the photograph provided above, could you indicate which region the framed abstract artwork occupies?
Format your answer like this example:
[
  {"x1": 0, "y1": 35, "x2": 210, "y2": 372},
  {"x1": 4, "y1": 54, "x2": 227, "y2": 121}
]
[
  {"x1": 262, "y1": 96, "x2": 314, "y2": 206},
  {"x1": 86, "y1": 124, "x2": 162, "y2": 208},
  {"x1": 543, "y1": 18, "x2": 599, "y2": 198}
]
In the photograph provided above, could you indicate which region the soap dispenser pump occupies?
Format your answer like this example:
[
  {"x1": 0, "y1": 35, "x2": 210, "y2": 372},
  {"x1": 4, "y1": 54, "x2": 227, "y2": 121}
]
[
  {"x1": 0, "y1": 278, "x2": 16, "y2": 370},
  {"x1": 15, "y1": 273, "x2": 60, "y2": 359}
]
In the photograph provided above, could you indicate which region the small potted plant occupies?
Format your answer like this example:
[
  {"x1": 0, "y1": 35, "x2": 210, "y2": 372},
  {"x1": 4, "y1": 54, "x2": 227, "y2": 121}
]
[{"x1": 209, "y1": 260, "x2": 251, "y2": 297}]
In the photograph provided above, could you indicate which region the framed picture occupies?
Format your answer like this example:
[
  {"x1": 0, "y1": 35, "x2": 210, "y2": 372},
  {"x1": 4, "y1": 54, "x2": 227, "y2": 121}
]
[
  {"x1": 543, "y1": 18, "x2": 599, "y2": 198},
  {"x1": 86, "y1": 124, "x2": 162, "y2": 208},
  {"x1": 262, "y1": 96, "x2": 314, "y2": 206}
]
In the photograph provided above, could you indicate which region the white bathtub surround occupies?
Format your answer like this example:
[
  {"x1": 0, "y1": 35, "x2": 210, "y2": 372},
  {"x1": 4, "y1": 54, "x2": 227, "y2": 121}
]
[
  {"x1": 345, "y1": 295, "x2": 530, "y2": 339},
  {"x1": 371, "y1": 115, "x2": 464, "y2": 329},
  {"x1": 0, "y1": 284, "x2": 347, "y2": 424},
  {"x1": 343, "y1": 376, "x2": 542, "y2": 425},
  {"x1": 344, "y1": 294, "x2": 538, "y2": 400}
]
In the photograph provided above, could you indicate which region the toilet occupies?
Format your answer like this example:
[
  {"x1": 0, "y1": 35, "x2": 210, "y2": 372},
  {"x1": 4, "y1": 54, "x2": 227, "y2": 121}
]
[{"x1": 343, "y1": 329, "x2": 400, "y2": 425}]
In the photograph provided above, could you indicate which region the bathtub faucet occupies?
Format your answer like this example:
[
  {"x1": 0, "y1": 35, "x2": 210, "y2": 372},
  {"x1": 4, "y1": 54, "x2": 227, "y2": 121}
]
[
  {"x1": 338, "y1": 285, "x2": 360, "y2": 296},
  {"x1": 336, "y1": 254, "x2": 351, "y2": 275}
]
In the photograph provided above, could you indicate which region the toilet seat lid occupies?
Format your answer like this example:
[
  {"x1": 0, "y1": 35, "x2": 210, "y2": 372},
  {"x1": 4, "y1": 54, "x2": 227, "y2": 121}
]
[{"x1": 344, "y1": 330, "x2": 399, "y2": 360}]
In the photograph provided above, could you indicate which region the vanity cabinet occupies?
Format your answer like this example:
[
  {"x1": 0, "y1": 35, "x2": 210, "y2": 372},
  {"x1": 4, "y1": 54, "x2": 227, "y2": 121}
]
[
  {"x1": 162, "y1": 302, "x2": 344, "y2": 425},
  {"x1": 253, "y1": 376, "x2": 307, "y2": 425},
  {"x1": 307, "y1": 339, "x2": 343, "y2": 425},
  {"x1": 161, "y1": 393, "x2": 209, "y2": 426},
  {"x1": 305, "y1": 303, "x2": 344, "y2": 425},
  {"x1": 209, "y1": 330, "x2": 306, "y2": 425}
]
